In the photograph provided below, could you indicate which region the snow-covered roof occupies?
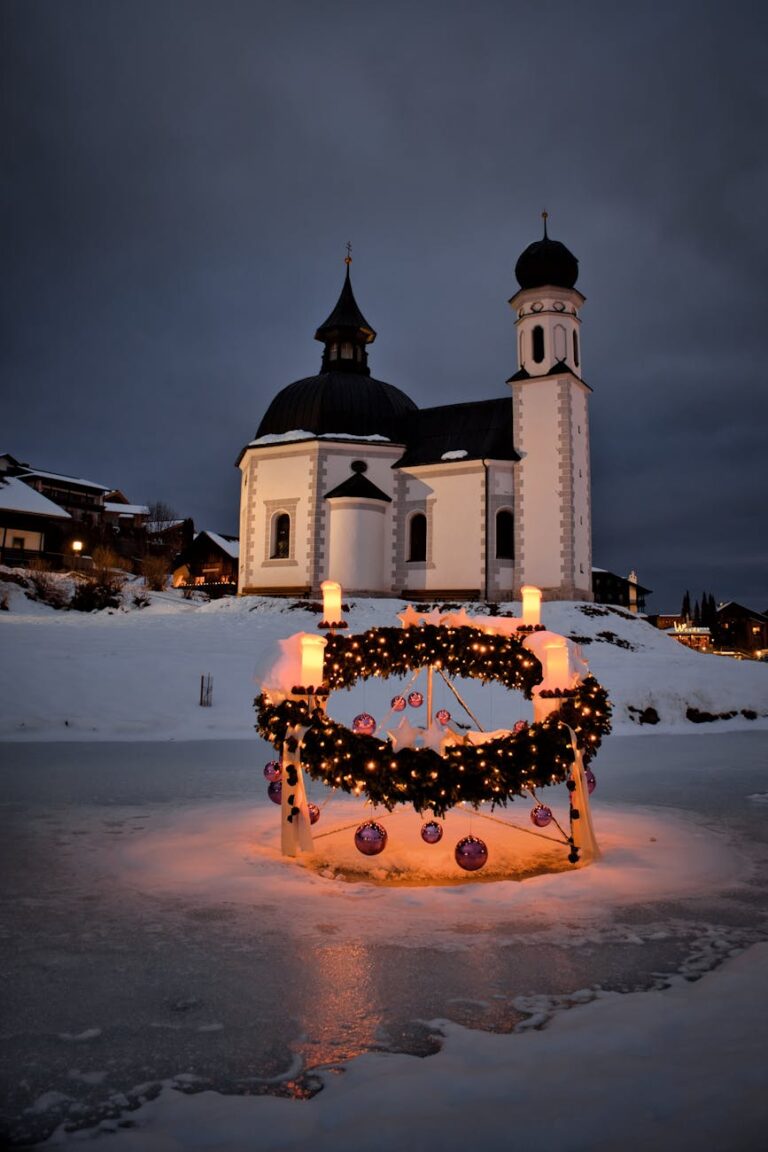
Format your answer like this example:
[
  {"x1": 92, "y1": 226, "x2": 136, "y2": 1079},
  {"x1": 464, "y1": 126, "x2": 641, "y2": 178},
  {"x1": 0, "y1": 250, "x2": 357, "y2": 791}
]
[
  {"x1": 249, "y1": 430, "x2": 392, "y2": 447},
  {"x1": 19, "y1": 468, "x2": 110, "y2": 492},
  {"x1": 0, "y1": 476, "x2": 72, "y2": 519},
  {"x1": 104, "y1": 502, "x2": 149, "y2": 516},
  {"x1": 441, "y1": 449, "x2": 468, "y2": 461},
  {"x1": 202, "y1": 531, "x2": 239, "y2": 558}
]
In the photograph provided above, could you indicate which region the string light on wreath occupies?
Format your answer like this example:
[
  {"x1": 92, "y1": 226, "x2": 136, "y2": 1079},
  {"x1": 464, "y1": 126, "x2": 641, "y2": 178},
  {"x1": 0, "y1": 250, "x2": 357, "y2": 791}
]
[{"x1": 255, "y1": 625, "x2": 611, "y2": 820}]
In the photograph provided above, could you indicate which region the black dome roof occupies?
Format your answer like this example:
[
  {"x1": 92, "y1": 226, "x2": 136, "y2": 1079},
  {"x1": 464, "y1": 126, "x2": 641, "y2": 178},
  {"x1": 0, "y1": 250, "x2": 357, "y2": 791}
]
[
  {"x1": 255, "y1": 371, "x2": 418, "y2": 442},
  {"x1": 515, "y1": 218, "x2": 579, "y2": 290}
]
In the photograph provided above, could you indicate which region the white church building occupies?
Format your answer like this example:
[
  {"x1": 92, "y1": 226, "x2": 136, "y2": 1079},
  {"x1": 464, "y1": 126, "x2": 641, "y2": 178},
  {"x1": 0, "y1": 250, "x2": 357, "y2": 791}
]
[{"x1": 236, "y1": 220, "x2": 593, "y2": 602}]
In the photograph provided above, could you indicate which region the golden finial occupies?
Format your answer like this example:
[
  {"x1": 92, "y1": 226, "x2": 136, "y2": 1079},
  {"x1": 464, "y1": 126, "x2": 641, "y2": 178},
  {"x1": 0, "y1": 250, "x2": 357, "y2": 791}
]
[
  {"x1": 542, "y1": 210, "x2": 549, "y2": 238},
  {"x1": 345, "y1": 241, "x2": 352, "y2": 266}
]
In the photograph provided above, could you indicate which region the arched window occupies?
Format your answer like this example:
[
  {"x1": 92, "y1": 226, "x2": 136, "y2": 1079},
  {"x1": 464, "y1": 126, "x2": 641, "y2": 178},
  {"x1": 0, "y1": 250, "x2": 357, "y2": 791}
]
[
  {"x1": 532, "y1": 325, "x2": 545, "y2": 363},
  {"x1": 496, "y1": 509, "x2": 514, "y2": 560},
  {"x1": 340, "y1": 342, "x2": 353, "y2": 359},
  {"x1": 271, "y1": 512, "x2": 290, "y2": 559},
  {"x1": 408, "y1": 513, "x2": 427, "y2": 562},
  {"x1": 573, "y1": 330, "x2": 580, "y2": 367}
]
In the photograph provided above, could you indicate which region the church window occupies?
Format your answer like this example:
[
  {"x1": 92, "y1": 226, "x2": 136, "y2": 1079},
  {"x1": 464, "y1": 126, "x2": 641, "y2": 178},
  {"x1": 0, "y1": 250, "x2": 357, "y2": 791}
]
[
  {"x1": 573, "y1": 330, "x2": 580, "y2": 366},
  {"x1": 495, "y1": 510, "x2": 514, "y2": 560},
  {"x1": 330, "y1": 343, "x2": 338, "y2": 359},
  {"x1": 408, "y1": 513, "x2": 427, "y2": 562},
  {"x1": 532, "y1": 326, "x2": 545, "y2": 363},
  {"x1": 340, "y1": 342, "x2": 353, "y2": 359},
  {"x1": 271, "y1": 512, "x2": 291, "y2": 559}
]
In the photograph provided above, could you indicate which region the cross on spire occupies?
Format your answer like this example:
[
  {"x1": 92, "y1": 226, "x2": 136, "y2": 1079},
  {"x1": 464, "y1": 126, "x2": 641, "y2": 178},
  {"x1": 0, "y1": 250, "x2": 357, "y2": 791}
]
[
  {"x1": 345, "y1": 241, "x2": 352, "y2": 266},
  {"x1": 542, "y1": 210, "x2": 549, "y2": 238}
]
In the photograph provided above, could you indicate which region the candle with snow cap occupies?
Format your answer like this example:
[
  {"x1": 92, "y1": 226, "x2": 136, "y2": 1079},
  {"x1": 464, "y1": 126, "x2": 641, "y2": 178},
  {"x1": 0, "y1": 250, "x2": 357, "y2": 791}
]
[
  {"x1": 521, "y1": 585, "x2": 542, "y2": 627},
  {"x1": 300, "y1": 634, "x2": 327, "y2": 687},
  {"x1": 543, "y1": 639, "x2": 570, "y2": 687},
  {"x1": 320, "y1": 579, "x2": 343, "y2": 626}
]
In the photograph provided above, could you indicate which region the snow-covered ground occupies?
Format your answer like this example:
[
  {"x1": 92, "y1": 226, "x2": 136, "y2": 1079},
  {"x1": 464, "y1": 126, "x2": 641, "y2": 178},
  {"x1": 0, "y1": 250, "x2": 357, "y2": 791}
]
[
  {"x1": 0, "y1": 576, "x2": 767, "y2": 1148},
  {"x1": 0, "y1": 574, "x2": 766, "y2": 742}
]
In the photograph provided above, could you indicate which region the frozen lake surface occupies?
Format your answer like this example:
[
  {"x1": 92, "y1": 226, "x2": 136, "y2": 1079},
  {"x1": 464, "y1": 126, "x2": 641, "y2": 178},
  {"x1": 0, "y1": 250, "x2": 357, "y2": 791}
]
[{"x1": 1, "y1": 730, "x2": 767, "y2": 1146}]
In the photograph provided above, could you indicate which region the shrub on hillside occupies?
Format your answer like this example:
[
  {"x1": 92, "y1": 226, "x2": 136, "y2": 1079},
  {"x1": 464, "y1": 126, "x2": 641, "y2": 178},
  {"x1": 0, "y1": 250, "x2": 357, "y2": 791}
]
[
  {"x1": 141, "y1": 554, "x2": 169, "y2": 592},
  {"x1": 70, "y1": 547, "x2": 126, "y2": 612},
  {"x1": 26, "y1": 558, "x2": 69, "y2": 610}
]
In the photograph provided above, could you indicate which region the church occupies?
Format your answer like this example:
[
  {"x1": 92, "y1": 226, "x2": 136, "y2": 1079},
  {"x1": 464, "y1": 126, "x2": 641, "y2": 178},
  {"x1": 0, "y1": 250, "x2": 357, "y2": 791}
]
[{"x1": 236, "y1": 219, "x2": 593, "y2": 603}]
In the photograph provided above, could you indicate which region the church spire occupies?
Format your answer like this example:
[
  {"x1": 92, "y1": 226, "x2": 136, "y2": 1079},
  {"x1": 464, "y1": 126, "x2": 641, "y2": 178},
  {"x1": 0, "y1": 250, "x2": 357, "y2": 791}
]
[{"x1": 314, "y1": 252, "x2": 377, "y2": 375}]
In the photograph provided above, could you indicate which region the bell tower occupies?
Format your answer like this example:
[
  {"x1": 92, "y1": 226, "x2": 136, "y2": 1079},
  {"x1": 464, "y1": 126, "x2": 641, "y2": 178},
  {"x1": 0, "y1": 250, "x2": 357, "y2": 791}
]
[{"x1": 508, "y1": 215, "x2": 593, "y2": 601}]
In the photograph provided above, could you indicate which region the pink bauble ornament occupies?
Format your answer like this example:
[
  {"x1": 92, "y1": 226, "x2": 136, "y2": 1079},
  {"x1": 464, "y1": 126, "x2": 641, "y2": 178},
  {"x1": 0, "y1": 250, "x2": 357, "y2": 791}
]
[
  {"x1": 530, "y1": 803, "x2": 553, "y2": 828},
  {"x1": 263, "y1": 760, "x2": 281, "y2": 782},
  {"x1": 408, "y1": 691, "x2": 424, "y2": 708},
  {"x1": 267, "y1": 780, "x2": 282, "y2": 805},
  {"x1": 354, "y1": 821, "x2": 388, "y2": 856},
  {"x1": 421, "y1": 819, "x2": 443, "y2": 844},
  {"x1": 308, "y1": 802, "x2": 321, "y2": 825},
  {"x1": 585, "y1": 768, "x2": 596, "y2": 794},
  {"x1": 391, "y1": 695, "x2": 407, "y2": 712},
  {"x1": 435, "y1": 708, "x2": 451, "y2": 726},
  {"x1": 513, "y1": 720, "x2": 527, "y2": 734},
  {"x1": 454, "y1": 835, "x2": 488, "y2": 872},
  {"x1": 352, "y1": 712, "x2": 376, "y2": 736}
]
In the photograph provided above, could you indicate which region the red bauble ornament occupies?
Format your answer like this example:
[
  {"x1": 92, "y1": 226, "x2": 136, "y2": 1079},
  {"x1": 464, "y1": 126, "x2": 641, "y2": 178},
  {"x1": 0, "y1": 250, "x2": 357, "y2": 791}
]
[
  {"x1": 352, "y1": 712, "x2": 376, "y2": 735},
  {"x1": 455, "y1": 835, "x2": 488, "y2": 871},
  {"x1": 421, "y1": 819, "x2": 443, "y2": 844},
  {"x1": 513, "y1": 720, "x2": 527, "y2": 734},
  {"x1": 267, "y1": 780, "x2": 282, "y2": 805},
  {"x1": 354, "y1": 821, "x2": 388, "y2": 856},
  {"x1": 263, "y1": 760, "x2": 281, "y2": 782},
  {"x1": 530, "y1": 804, "x2": 553, "y2": 828},
  {"x1": 308, "y1": 802, "x2": 321, "y2": 825},
  {"x1": 435, "y1": 708, "x2": 451, "y2": 726},
  {"x1": 408, "y1": 691, "x2": 424, "y2": 708},
  {"x1": 391, "y1": 695, "x2": 407, "y2": 712},
  {"x1": 585, "y1": 768, "x2": 597, "y2": 794}
]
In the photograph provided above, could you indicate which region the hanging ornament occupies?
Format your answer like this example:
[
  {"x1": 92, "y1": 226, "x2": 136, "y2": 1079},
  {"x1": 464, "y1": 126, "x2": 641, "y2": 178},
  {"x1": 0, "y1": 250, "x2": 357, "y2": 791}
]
[
  {"x1": 408, "y1": 691, "x2": 424, "y2": 708},
  {"x1": 354, "y1": 821, "x2": 388, "y2": 856},
  {"x1": 513, "y1": 720, "x2": 528, "y2": 734},
  {"x1": 391, "y1": 695, "x2": 407, "y2": 712},
  {"x1": 263, "y1": 760, "x2": 281, "y2": 782},
  {"x1": 530, "y1": 803, "x2": 553, "y2": 828},
  {"x1": 421, "y1": 819, "x2": 443, "y2": 844},
  {"x1": 352, "y1": 712, "x2": 376, "y2": 736},
  {"x1": 267, "y1": 780, "x2": 282, "y2": 805},
  {"x1": 455, "y1": 835, "x2": 488, "y2": 871},
  {"x1": 435, "y1": 708, "x2": 451, "y2": 726},
  {"x1": 308, "y1": 802, "x2": 321, "y2": 825},
  {"x1": 585, "y1": 768, "x2": 596, "y2": 794}
]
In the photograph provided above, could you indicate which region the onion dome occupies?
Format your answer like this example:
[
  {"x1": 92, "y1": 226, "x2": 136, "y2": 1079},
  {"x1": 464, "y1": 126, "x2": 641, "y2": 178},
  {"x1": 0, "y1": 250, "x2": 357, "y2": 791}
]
[
  {"x1": 514, "y1": 213, "x2": 579, "y2": 291},
  {"x1": 255, "y1": 257, "x2": 417, "y2": 442}
]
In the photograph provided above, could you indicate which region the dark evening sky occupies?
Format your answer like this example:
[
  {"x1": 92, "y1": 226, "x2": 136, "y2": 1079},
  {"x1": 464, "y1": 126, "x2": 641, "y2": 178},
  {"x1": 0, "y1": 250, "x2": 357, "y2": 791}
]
[{"x1": 3, "y1": 0, "x2": 767, "y2": 611}]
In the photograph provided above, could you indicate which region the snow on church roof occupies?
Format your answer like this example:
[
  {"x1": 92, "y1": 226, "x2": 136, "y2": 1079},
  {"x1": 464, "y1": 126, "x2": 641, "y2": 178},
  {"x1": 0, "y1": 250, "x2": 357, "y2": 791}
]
[
  {"x1": 0, "y1": 476, "x2": 72, "y2": 518},
  {"x1": 249, "y1": 430, "x2": 392, "y2": 447},
  {"x1": 396, "y1": 397, "x2": 520, "y2": 467}
]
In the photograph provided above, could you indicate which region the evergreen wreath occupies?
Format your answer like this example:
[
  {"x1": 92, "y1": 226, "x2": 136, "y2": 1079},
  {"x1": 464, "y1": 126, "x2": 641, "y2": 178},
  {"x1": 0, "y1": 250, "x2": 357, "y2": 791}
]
[{"x1": 255, "y1": 624, "x2": 611, "y2": 818}]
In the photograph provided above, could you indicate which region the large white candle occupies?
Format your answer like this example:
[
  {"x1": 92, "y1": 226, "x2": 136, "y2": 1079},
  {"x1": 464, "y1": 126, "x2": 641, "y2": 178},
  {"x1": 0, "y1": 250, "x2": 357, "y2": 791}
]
[
  {"x1": 543, "y1": 639, "x2": 570, "y2": 687},
  {"x1": 300, "y1": 634, "x2": 327, "y2": 686},
  {"x1": 521, "y1": 585, "x2": 542, "y2": 627},
  {"x1": 321, "y1": 580, "x2": 342, "y2": 624}
]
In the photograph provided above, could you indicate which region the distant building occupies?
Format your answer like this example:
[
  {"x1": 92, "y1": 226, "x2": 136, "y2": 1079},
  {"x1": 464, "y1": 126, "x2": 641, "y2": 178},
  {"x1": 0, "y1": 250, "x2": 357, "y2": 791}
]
[
  {"x1": 173, "y1": 531, "x2": 239, "y2": 596},
  {"x1": 0, "y1": 474, "x2": 72, "y2": 562},
  {"x1": 237, "y1": 220, "x2": 593, "y2": 601},
  {"x1": 592, "y1": 568, "x2": 651, "y2": 613},
  {"x1": 716, "y1": 602, "x2": 768, "y2": 657}
]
